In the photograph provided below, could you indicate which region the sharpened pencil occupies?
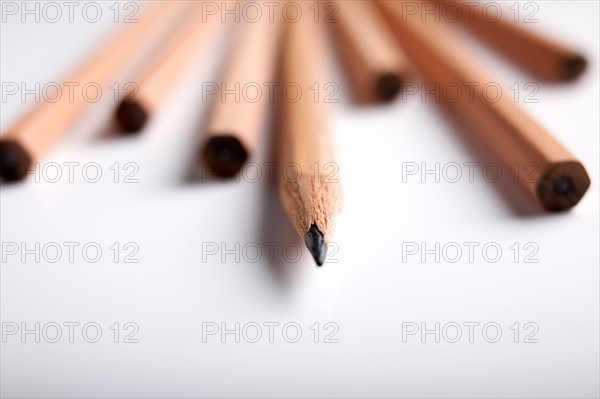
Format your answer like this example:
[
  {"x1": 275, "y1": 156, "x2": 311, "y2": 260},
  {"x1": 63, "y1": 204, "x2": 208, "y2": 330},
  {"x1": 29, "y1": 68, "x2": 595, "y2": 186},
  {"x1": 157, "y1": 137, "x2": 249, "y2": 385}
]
[{"x1": 276, "y1": 10, "x2": 343, "y2": 266}]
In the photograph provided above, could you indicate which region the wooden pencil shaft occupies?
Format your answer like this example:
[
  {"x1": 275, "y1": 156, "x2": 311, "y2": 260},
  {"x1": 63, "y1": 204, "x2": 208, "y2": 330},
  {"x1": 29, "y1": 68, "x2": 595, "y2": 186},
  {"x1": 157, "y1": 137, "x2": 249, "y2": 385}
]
[
  {"x1": 117, "y1": 3, "x2": 223, "y2": 132},
  {"x1": 435, "y1": 0, "x2": 586, "y2": 81},
  {"x1": 201, "y1": 17, "x2": 282, "y2": 177},
  {"x1": 377, "y1": 0, "x2": 590, "y2": 211},
  {"x1": 277, "y1": 11, "x2": 342, "y2": 259},
  {"x1": 331, "y1": 0, "x2": 410, "y2": 103},
  {"x1": 0, "y1": 2, "x2": 188, "y2": 181}
]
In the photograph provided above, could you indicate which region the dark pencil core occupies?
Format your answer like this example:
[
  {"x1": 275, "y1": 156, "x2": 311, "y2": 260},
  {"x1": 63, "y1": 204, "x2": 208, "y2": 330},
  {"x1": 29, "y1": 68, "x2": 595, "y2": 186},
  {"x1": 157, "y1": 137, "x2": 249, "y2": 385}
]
[
  {"x1": 552, "y1": 177, "x2": 575, "y2": 197},
  {"x1": 304, "y1": 224, "x2": 327, "y2": 267},
  {"x1": 202, "y1": 135, "x2": 248, "y2": 178},
  {"x1": 536, "y1": 161, "x2": 590, "y2": 211},
  {"x1": 116, "y1": 99, "x2": 148, "y2": 133},
  {"x1": 376, "y1": 72, "x2": 402, "y2": 102},
  {"x1": 0, "y1": 140, "x2": 32, "y2": 182},
  {"x1": 563, "y1": 55, "x2": 586, "y2": 80}
]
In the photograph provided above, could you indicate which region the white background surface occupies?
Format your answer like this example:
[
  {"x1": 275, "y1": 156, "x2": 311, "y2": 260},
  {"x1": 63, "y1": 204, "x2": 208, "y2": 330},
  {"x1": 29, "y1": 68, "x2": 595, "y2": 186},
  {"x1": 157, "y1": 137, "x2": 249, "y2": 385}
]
[{"x1": 1, "y1": 1, "x2": 599, "y2": 397}]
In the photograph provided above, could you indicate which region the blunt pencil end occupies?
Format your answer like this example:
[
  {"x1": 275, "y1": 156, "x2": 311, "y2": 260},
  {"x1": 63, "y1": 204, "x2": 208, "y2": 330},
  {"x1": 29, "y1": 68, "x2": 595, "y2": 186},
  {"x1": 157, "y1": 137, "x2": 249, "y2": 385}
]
[
  {"x1": 202, "y1": 135, "x2": 248, "y2": 178},
  {"x1": 305, "y1": 224, "x2": 327, "y2": 266},
  {"x1": 0, "y1": 140, "x2": 31, "y2": 182},
  {"x1": 116, "y1": 99, "x2": 148, "y2": 133},
  {"x1": 537, "y1": 161, "x2": 590, "y2": 211},
  {"x1": 563, "y1": 55, "x2": 586, "y2": 80},
  {"x1": 376, "y1": 72, "x2": 402, "y2": 102}
]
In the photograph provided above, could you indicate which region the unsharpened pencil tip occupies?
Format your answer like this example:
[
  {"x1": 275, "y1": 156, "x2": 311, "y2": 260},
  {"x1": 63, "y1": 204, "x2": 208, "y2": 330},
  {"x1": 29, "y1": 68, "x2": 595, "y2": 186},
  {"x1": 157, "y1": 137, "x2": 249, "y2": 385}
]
[
  {"x1": 376, "y1": 72, "x2": 401, "y2": 102},
  {"x1": 537, "y1": 161, "x2": 590, "y2": 211},
  {"x1": 0, "y1": 140, "x2": 31, "y2": 182},
  {"x1": 553, "y1": 177, "x2": 575, "y2": 197},
  {"x1": 202, "y1": 136, "x2": 248, "y2": 178},
  {"x1": 116, "y1": 100, "x2": 148, "y2": 133},
  {"x1": 304, "y1": 224, "x2": 327, "y2": 266},
  {"x1": 563, "y1": 55, "x2": 586, "y2": 80}
]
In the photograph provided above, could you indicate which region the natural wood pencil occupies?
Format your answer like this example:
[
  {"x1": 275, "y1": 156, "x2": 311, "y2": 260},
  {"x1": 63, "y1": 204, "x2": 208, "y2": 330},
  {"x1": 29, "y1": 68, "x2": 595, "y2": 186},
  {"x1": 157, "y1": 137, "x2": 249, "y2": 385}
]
[
  {"x1": 377, "y1": 0, "x2": 590, "y2": 211},
  {"x1": 435, "y1": 0, "x2": 586, "y2": 81},
  {"x1": 116, "y1": 3, "x2": 223, "y2": 133},
  {"x1": 0, "y1": 2, "x2": 188, "y2": 182},
  {"x1": 200, "y1": 17, "x2": 282, "y2": 177},
  {"x1": 331, "y1": 0, "x2": 410, "y2": 103},
  {"x1": 277, "y1": 13, "x2": 343, "y2": 266}
]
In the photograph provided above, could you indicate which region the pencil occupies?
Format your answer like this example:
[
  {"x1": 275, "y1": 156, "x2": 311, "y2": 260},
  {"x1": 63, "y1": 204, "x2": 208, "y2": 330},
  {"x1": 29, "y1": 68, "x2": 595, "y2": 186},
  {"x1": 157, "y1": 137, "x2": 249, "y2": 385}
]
[
  {"x1": 435, "y1": 0, "x2": 586, "y2": 81},
  {"x1": 200, "y1": 17, "x2": 282, "y2": 177},
  {"x1": 0, "y1": 2, "x2": 187, "y2": 182},
  {"x1": 331, "y1": 0, "x2": 410, "y2": 103},
  {"x1": 377, "y1": 0, "x2": 590, "y2": 211},
  {"x1": 116, "y1": 3, "x2": 223, "y2": 133},
  {"x1": 277, "y1": 12, "x2": 343, "y2": 266}
]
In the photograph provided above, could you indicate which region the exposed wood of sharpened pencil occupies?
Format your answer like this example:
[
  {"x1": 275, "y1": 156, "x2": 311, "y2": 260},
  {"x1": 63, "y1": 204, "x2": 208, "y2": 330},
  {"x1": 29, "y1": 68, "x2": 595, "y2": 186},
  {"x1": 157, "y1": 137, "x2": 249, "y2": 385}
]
[
  {"x1": 277, "y1": 13, "x2": 343, "y2": 266},
  {"x1": 377, "y1": 0, "x2": 590, "y2": 211},
  {"x1": 116, "y1": 3, "x2": 224, "y2": 133},
  {"x1": 0, "y1": 2, "x2": 188, "y2": 182},
  {"x1": 331, "y1": 0, "x2": 410, "y2": 103},
  {"x1": 435, "y1": 0, "x2": 586, "y2": 81},
  {"x1": 200, "y1": 16, "x2": 282, "y2": 177}
]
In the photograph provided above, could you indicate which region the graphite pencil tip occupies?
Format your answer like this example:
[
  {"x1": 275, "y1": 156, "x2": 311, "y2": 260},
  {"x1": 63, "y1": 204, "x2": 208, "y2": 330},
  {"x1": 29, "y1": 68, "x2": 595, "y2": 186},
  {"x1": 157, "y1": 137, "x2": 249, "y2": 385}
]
[
  {"x1": 0, "y1": 140, "x2": 31, "y2": 182},
  {"x1": 304, "y1": 224, "x2": 327, "y2": 266},
  {"x1": 116, "y1": 99, "x2": 148, "y2": 133}
]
